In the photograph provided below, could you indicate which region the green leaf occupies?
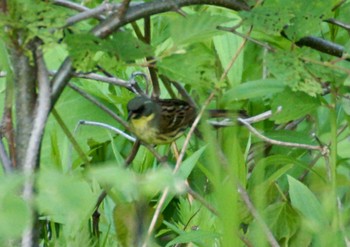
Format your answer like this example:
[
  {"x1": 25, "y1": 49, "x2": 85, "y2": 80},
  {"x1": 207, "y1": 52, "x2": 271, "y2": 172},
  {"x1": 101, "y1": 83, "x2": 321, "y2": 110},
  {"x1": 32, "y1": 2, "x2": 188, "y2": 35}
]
[
  {"x1": 288, "y1": 176, "x2": 328, "y2": 228},
  {"x1": 282, "y1": 1, "x2": 333, "y2": 40},
  {"x1": 158, "y1": 44, "x2": 217, "y2": 91},
  {"x1": 267, "y1": 50, "x2": 323, "y2": 96},
  {"x1": 264, "y1": 130, "x2": 316, "y2": 145},
  {"x1": 161, "y1": 146, "x2": 206, "y2": 211},
  {"x1": 107, "y1": 31, "x2": 154, "y2": 60},
  {"x1": 36, "y1": 169, "x2": 98, "y2": 235},
  {"x1": 170, "y1": 13, "x2": 231, "y2": 45},
  {"x1": 213, "y1": 13, "x2": 243, "y2": 86},
  {"x1": 222, "y1": 79, "x2": 285, "y2": 102},
  {"x1": 264, "y1": 202, "x2": 299, "y2": 240},
  {"x1": 271, "y1": 89, "x2": 320, "y2": 123},
  {"x1": 0, "y1": 175, "x2": 30, "y2": 241},
  {"x1": 240, "y1": 6, "x2": 293, "y2": 36},
  {"x1": 177, "y1": 146, "x2": 206, "y2": 180},
  {"x1": 165, "y1": 230, "x2": 220, "y2": 247}
]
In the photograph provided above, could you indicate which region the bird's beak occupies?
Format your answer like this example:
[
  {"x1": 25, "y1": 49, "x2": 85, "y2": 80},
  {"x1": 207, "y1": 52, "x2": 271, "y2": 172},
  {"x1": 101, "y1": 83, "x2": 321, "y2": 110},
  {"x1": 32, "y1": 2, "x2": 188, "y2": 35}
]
[{"x1": 127, "y1": 112, "x2": 133, "y2": 121}]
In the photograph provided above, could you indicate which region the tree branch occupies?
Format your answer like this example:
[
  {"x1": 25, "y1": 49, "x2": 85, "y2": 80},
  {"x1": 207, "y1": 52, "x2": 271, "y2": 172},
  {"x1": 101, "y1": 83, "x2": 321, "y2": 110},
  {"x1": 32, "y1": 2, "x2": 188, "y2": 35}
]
[
  {"x1": 22, "y1": 40, "x2": 51, "y2": 247},
  {"x1": 91, "y1": 0, "x2": 250, "y2": 37},
  {"x1": 295, "y1": 36, "x2": 345, "y2": 59}
]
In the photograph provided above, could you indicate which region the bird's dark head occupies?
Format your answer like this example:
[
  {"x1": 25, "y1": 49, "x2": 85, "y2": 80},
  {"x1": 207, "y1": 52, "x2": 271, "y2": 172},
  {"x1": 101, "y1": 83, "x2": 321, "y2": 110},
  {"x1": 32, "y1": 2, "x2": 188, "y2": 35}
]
[{"x1": 127, "y1": 96, "x2": 155, "y2": 120}]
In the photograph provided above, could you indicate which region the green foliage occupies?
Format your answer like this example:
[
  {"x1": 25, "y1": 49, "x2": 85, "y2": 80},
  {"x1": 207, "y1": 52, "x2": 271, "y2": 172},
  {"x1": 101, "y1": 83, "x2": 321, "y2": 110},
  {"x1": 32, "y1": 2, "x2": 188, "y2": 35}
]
[
  {"x1": 0, "y1": 175, "x2": 31, "y2": 243},
  {"x1": 271, "y1": 89, "x2": 320, "y2": 123},
  {"x1": 2, "y1": 0, "x2": 350, "y2": 246}
]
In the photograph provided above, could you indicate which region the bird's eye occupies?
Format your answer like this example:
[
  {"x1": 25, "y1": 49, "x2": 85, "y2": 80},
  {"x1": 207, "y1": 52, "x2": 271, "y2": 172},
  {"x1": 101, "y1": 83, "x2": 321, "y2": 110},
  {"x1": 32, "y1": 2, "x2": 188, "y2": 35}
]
[{"x1": 132, "y1": 106, "x2": 145, "y2": 119}]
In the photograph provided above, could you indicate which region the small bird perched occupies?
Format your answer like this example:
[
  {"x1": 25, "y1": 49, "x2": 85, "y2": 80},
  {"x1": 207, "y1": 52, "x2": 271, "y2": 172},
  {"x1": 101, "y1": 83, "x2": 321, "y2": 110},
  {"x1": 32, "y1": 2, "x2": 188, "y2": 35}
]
[{"x1": 127, "y1": 96, "x2": 197, "y2": 144}]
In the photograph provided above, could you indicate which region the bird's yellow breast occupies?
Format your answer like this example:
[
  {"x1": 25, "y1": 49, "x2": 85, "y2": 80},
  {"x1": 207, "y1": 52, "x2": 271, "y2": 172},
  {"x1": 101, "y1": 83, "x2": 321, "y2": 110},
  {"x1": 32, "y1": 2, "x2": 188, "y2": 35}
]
[{"x1": 129, "y1": 113, "x2": 158, "y2": 143}]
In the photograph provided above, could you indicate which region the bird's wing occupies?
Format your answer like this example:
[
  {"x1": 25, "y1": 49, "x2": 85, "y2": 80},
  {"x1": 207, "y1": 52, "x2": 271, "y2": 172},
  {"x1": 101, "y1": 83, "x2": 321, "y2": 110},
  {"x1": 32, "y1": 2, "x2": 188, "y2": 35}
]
[{"x1": 157, "y1": 99, "x2": 196, "y2": 134}]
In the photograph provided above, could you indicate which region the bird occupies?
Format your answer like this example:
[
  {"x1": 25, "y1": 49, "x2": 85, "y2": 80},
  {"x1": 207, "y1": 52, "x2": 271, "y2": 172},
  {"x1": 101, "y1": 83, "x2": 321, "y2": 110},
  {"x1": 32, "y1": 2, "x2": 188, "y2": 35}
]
[{"x1": 127, "y1": 96, "x2": 197, "y2": 144}]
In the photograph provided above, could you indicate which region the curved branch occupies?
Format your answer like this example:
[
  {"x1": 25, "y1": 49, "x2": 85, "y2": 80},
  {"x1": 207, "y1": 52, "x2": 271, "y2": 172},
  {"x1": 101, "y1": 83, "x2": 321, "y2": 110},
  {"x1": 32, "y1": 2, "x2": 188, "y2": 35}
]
[
  {"x1": 295, "y1": 36, "x2": 345, "y2": 59},
  {"x1": 92, "y1": 0, "x2": 250, "y2": 37}
]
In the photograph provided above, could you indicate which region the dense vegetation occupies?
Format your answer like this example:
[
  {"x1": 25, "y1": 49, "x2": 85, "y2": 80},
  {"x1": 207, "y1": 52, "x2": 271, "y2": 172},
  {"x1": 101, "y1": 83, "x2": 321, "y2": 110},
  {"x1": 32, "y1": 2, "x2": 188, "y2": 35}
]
[{"x1": 1, "y1": 0, "x2": 350, "y2": 246}]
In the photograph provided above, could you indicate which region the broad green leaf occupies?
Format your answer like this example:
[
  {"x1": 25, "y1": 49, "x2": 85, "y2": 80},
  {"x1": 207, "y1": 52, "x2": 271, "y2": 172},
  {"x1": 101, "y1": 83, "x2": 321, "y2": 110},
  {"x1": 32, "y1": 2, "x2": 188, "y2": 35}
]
[
  {"x1": 177, "y1": 146, "x2": 206, "y2": 180},
  {"x1": 288, "y1": 176, "x2": 328, "y2": 228},
  {"x1": 282, "y1": 1, "x2": 333, "y2": 40},
  {"x1": 271, "y1": 89, "x2": 320, "y2": 123},
  {"x1": 240, "y1": 6, "x2": 292, "y2": 36},
  {"x1": 213, "y1": 14, "x2": 243, "y2": 86},
  {"x1": 264, "y1": 202, "x2": 299, "y2": 240},
  {"x1": 264, "y1": 130, "x2": 316, "y2": 145},
  {"x1": 170, "y1": 13, "x2": 231, "y2": 45},
  {"x1": 158, "y1": 44, "x2": 217, "y2": 91},
  {"x1": 222, "y1": 79, "x2": 285, "y2": 102},
  {"x1": 161, "y1": 146, "x2": 206, "y2": 211}
]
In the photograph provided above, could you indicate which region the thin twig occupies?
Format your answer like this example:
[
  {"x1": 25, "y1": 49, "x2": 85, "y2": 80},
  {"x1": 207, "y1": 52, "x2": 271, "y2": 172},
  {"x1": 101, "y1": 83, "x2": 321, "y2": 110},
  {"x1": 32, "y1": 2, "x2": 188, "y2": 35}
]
[
  {"x1": 53, "y1": 0, "x2": 91, "y2": 12},
  {"x1": 68, "y1": 82, "x2": 129, "y2": 130},
  {"x1": 238, "y1": 117, "x2": 327, "y2": 153},
  {"x1": 52, "y1": 109, "x2": 90, "y2": 166},
  {"x1": 57, "y1": 71, "x2": 132, "y2": 89},
  {"x1": 217, "y1": 26, "x2": 274, "y2": 51},
  {"x1": 187, "y1": 186, "x2": 218, "y2": 215},
  {"x1": 125, "y1": 140, "x2": 141, "y2": 166},
  {"x1": 325, "y1": 18, "x2": 350, "y2": 32},
  {"x1": 237, "y1": 183, "x2": 280, "y2": 247},
  {"x1": 78, "y1": 120, "x2": 136, "y2": 142}
]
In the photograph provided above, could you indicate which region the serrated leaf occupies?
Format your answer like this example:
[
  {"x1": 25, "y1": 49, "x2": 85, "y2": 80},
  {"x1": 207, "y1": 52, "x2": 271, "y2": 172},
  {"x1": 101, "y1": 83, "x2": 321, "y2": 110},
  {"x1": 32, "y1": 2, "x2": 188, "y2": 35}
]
[
  {"x1": 158, "y1": 44, "x2": 217, "y2": 90},
  {"x1": 282, "y1": 1, "x2": 333, "y2": 40},
  {"x1": 240, "y1": 6, "x2": 293, "y2": 36},
  {"x1": 165, "y1": 230, "x2": 220, "y2": 247},
  {"x1": 222, "y1": 79, "x2": 285, "y2": 102},
  {"x1": 107, "y1": 31, "x2": 154, "y2": 60},
  {"x1": 288, "y1": 176, "x2": 328, "y2": 227},
  {"x1": 267, "y1": 50, "x2": 323, "y2": 96},
  {"x1": 271, "y1": 89, "x2": 320, "y2": 123}
]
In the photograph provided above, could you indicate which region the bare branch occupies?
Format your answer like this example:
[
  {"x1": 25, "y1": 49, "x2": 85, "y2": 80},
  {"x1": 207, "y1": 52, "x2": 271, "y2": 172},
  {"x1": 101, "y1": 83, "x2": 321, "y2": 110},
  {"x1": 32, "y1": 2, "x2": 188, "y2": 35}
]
[
  {"x1": 296, "y1": 36, "x2": 345, "y2": 59},
  {"x1": 22, "y1": 42, "x2": 51, "y2": 247},
  {"x1": 50, "y1": 58, "x2": 73, "y2": 104},
  {"x1": 53, "y1": 0, "x2": 91, "y2": 13},
  {"x1": 217, "y1": 26, "x2": 274, "y2": 51},
  {"x1": 92, "y1": 0, "x2": 250, "y2": 37},
  {"x1": 23, "y1": 45, "x2": 51, "y2": 180},
  {"x1": 77, "y1": 120, "x2": 136, "y2": 142},
  {"x1": 238, "y1": 117, "x2": 327, "y2": 153},
  {"x1": 68, "y1": 82, "x2": 129, "y2": 130},
  {"x1": 325, "y1": 18, "x2": 350, "y2": 31},
  {"x1": 237, "y1": 183, "x2": 280, "y2": 247}
]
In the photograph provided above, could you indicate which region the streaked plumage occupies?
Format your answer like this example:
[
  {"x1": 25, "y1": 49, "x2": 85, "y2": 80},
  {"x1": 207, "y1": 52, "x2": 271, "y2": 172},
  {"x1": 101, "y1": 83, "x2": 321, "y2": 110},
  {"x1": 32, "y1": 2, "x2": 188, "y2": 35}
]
[{"x1": 127, "y1": 96, "x2": 196, "y2": 144}]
